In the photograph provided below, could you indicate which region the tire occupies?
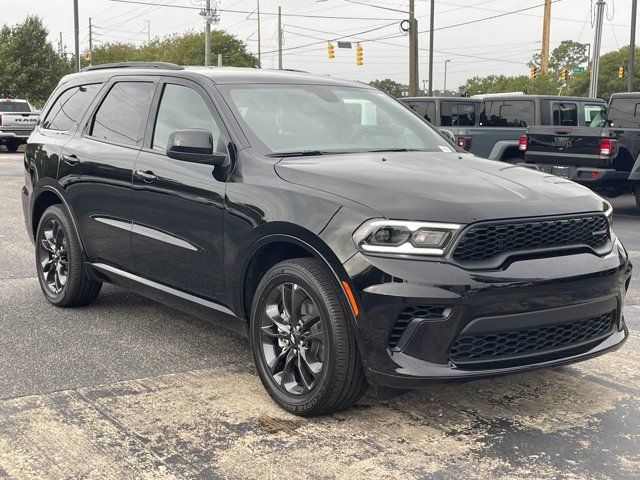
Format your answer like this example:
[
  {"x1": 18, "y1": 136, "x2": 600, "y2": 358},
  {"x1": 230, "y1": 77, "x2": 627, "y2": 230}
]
[
  {"x1": 635, "y1": 183, "x2": 640, "y2": 212},
  {"x1": 6, "y1": 142, "x2": 19, "y2": 153},
  {"x1": 35, "y1": 205, "x2": 102, "y2": 307},
  {"x1": 250, "y1": 258, "x2": 367, "y2": 416}
]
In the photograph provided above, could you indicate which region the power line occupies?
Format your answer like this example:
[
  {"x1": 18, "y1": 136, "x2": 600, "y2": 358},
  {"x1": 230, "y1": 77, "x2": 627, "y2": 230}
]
[{"x1": 105, "y1": 0, "x2": 404, "y2": 20}]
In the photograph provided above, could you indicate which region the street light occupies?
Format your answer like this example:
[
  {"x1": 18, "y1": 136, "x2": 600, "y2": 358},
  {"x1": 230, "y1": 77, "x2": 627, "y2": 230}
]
[{"x1": 443, "y1": 59, "x2": 451, "y2": 93}]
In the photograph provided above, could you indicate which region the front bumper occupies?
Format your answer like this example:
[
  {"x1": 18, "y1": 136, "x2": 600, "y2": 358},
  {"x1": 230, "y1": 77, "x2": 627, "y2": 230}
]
[{"x1": 344, "y1": 239, "x2": 632, "y2": 388}]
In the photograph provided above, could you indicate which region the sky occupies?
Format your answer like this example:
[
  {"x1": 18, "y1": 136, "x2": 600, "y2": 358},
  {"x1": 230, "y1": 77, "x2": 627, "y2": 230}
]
[{"x1": 1, "y1": 0, "x2": 636, "y2": 90}]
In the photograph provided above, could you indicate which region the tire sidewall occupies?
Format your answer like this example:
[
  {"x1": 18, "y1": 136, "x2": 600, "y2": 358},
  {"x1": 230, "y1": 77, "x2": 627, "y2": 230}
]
[
  {"x1": 35, "y1": 205, "x2": 81, "y2": 306},
  {"x1": 250, "y1": 263, "x2": 341, "y2": 415}
]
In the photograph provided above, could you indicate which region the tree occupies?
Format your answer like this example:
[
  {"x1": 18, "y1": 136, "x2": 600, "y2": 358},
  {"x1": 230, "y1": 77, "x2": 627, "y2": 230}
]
[
  {"x1": 0, "y1": 16, "x2": 71, "y2": 107},
  {"x1": 457, "y1": 74, "x2": 558, "y2": 96},
  {"x1": 566, "y1": 45, "x2": 640, "y2": 99},
  {"x1": 369, "y1": 78, "x2": 406, "y2": 97},
  {"x1": 91, "y1": 30, "x2": 258, "y2": 67},
  {"x1": 529, "y1": 40, "x2": 588, "y2": 72}
]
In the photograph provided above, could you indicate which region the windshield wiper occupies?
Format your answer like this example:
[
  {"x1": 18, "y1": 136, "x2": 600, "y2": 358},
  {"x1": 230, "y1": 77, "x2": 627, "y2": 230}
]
[
  {"x1": 266, "y1": 150, "x2": 330, "y2": 158},
  {"x1": 367, "y1": 148, "x2": 431, "y2": 153}
]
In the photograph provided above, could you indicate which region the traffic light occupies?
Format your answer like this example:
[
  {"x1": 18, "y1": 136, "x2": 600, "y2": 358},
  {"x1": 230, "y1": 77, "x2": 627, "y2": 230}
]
[
  {"x1": 327, "y1": 42, "x2": 335, "y2": 59},
  {"x1": 356, "y1": 42, "x2": 363, "y2": 66},
  {"x1": 561, "y1": 66, "x2": 567, "y2": 81},
  {"x1": 618, "y1": 65, "x2": 625, "y2": 79},
  {"x1": 529, "y1": 66, "x2": 537, "y2": 79}
]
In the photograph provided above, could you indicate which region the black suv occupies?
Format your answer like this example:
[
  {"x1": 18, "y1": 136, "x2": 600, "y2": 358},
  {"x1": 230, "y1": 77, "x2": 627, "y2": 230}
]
[{"x1": 22, "y1": 63, "x2": 632, "y2": 416}]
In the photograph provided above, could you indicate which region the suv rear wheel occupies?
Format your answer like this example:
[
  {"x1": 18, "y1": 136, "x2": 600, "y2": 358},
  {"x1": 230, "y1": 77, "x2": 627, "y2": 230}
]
[
  {"x1": 250, "y1": 258, "x2": 367, "y2": 416},
  {"x1": 35, "y1": 205, "x2": 102, "y2": 307},
  {"x1": 5, "y1": 141, "x2": 19, "y2": 153}
]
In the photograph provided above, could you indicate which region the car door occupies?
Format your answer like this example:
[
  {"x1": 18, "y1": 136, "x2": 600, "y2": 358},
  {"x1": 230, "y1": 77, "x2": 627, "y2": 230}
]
[
  {"x1": 131, "y1": 77, "x2": 229, "y2": 302},
  {"x1": 60, "y1": 77, "x2": 158, "y2": 269}
]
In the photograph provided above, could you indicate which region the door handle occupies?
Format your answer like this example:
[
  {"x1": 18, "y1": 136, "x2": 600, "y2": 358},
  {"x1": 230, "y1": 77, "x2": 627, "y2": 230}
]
[
  {"x1": 62, "y1": 154, "x2": 80, "y2": 165},
  {"x1": 135, "y1": 170, "x2": 157, "y2": 182}
]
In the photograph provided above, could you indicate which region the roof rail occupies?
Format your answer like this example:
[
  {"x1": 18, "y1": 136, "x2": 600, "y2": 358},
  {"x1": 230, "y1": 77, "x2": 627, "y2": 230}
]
[{"x1": 80, "y1": 62, "x2": 184, "y2": 72}]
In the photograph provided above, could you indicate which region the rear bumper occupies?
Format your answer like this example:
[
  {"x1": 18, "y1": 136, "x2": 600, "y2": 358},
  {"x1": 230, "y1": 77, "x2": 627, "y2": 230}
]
[
  {"x1": 0, "y1": 131, "x2": 30, "y2": 140},
  {"x1": 345, "y1": 237, "x2": 632, "y2": 388},
  {"x1": 520, "y1": 163, "x2": 630, "y2": 185}
]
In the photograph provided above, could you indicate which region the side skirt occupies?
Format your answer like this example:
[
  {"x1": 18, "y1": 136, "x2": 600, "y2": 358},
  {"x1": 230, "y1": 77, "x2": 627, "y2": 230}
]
[{"x1": 89, "y1": 262, "x2": 248, "y2": 337}]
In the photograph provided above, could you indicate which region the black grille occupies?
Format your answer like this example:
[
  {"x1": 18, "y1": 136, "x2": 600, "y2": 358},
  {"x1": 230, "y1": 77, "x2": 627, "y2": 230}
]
[
  {"x1": 450, "y1": 311, "x2": 616, "y2": 364},
  {"x1": 452, "y1": 215, "x2": 610, "y2": 263},
  {"x1": 388, "y1": 305, "x2": 448, "y2": 349}
]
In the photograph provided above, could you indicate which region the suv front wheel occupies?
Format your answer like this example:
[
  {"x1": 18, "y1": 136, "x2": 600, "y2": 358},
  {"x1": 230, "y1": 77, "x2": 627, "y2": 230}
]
[
  {"x1": 250, "y1": 258, "x2": 367, "y2": 416},
  {"x1": 35, "y1": 205, "x2": 102, "y2": 307}
]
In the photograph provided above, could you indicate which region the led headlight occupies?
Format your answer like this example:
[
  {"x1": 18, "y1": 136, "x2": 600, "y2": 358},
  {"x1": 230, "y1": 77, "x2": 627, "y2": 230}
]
[
  {"x1": 353, "y1": 220, "x2": 462, "y2": 255},
  {"x1": 603, "y1": 199, "x2": 613, "y2": 228}
]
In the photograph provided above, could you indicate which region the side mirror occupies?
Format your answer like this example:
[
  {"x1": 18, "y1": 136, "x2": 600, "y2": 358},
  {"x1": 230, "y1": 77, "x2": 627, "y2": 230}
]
[
  {"x1": 166, "y1": 129, "x2": 227, "y2": 166},
  {"x1": 440, "y1": 129, "x2": 456, "y2": 145}
]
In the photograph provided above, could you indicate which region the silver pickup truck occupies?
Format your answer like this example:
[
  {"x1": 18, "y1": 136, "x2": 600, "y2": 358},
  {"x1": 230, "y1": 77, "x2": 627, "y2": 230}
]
[{"x1": 0, "y1": 99, "x2": 39, "y2": 152}]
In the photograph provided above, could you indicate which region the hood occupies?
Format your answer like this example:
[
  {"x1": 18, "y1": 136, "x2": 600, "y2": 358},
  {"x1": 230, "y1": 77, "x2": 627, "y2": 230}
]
[{"x1": 275, "y1": 151, "x2": 605, "y2": 224}]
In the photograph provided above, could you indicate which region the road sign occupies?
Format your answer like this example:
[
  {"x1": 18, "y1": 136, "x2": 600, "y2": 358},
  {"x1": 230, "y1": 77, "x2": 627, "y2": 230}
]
[
  {"x1": 572, "y1": 66, "x2": 585, "y2": 73},
  {"x1": 337, "y1": 41, "x2": 352, "y2": 49}
]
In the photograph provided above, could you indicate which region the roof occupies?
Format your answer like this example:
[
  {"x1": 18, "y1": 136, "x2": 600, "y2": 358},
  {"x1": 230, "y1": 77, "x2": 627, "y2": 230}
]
[
  {"x1": 610, "y1": 92, "x2": 640, "y2": 98},
  {"x1": 402, "y1": 96, "x2": 480, "y2": 102},
  {"x1": 61, "y1": 63, "x2": 370, "y2": 89},
  {"x1": 481, "y1": 94, "x2": 606, "y2": 102}
]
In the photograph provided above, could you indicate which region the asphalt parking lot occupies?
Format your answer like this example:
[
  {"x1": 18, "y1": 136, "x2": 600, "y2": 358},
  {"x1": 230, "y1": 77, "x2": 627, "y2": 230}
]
[{"x1": 0, "y1": 150, "x2": 638, "y2": 479}]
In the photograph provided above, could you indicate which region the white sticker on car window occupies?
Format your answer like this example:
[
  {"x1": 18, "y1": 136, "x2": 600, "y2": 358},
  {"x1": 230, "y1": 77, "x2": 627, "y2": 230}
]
[{"x1": 439, "y1": 146, "x2": 452, "y2": 152}]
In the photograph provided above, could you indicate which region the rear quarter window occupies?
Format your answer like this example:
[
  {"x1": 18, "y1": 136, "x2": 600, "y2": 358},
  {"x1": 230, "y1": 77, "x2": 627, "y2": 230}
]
[{"x1": 42, "y1": 84, "x2": 101, "y2": 131}]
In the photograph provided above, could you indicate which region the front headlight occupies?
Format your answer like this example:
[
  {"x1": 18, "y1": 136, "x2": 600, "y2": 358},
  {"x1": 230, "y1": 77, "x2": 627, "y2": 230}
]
[
  {"x1": 352, "y1": 219, "x2": 462, "y2": 255},
  {"x1": 603, "y1": 199, "x2": 613, "y2": 228}
]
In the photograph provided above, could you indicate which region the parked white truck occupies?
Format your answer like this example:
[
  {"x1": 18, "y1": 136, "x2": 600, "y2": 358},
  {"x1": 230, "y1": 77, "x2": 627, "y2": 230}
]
[{"x1": 0, "y1": 99, "x2": 39, "y2": 152}]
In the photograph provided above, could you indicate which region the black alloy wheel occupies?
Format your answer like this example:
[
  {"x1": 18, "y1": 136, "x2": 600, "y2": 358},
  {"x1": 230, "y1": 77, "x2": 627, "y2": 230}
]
[
  {"x1": 251, "y1": 258, "x2": 368, "y2": 416},
  {"x1": 35, "y1": 205, "x2": 102, "y2": 307},
  {"x1": 260, "y1": 282, "x2": 328, "y2": 396},
  {"x1": 38, "y1": 218, "x2": 69, "y2": 295}
]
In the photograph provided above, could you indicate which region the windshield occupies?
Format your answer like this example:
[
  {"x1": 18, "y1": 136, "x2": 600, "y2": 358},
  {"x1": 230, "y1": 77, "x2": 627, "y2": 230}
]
[
  {"x1": 219, "y1": 84, "x2": 453, "y2": 155},
  {"x1": 0, "y1": 101, "x2": 30, "y2": 113}
]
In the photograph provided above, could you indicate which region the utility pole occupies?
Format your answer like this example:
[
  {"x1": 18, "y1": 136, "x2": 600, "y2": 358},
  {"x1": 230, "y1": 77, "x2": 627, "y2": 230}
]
[
  {"x1": 218, "y1": 53, "x2": 223, "y2": 67},
  {"x1": 278, "y1": 6, "x2": 283, "y2": 70},
  {"x1": 589, "y1": 0, "x2": 606, "y2": 98},
  {"x1": 408, "y1": 0, "x2": 418, "y2": 97},
  {"x1": 257, "y1": 0, "x2": 262, "y2": 68},
  {"x1": 444, "y1": 59, "x2": 451, "y2": 92},
  {"x1": 540, "y1": 0, "x2": 551, "y2": 73},
  {"x1": 204, "y1": 0, "x2": 211, "y2": 66},
  {"x1": 59, "y1": 32, "x2": 63, "y2": 57},
  {"x1": 428, "y1": 0, "x2": 434, "y2": 96},
  {"x1": 88, "y1": 18, "x2": 93, "y2": 64},
  {"x1": 146, "y1": 20, "x2": 151, "y2": 43},
  {"x1": 73, "y1": 0, "x2": 80, "y2": 72},
  {"x1": 629, "y1": 0, "x2": 638, "y2": 92}
]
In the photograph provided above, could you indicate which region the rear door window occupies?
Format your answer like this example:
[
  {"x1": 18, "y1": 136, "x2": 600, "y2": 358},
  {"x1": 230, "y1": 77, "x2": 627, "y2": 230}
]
[
  {"x1": 452, "y1": 102, "x2": 476, "y2": 126},
  {"x1": 608, "y1": 99, "x2": 640, "y2": 128},
  {"x1": 407, "y1": 101, "x2": 436, "y2": 123},
  {"x1": 480, "y1": 100, "x2": 535, "y2": 127},
  {"x1": 42, "y1": 84, "x2": 101, "y2": 131},
  {"x1": 552, "y1": 103, "x2": 578, "y2": 126},
  {"x1": 89, "y1": 82, "x2": 155, "y2": 147}
]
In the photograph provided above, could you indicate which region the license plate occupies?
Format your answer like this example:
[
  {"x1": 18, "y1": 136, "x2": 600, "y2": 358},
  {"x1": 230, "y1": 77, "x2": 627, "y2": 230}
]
[{"x1": 551, "y1": 165, "x2": 570, "y2": 178}]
